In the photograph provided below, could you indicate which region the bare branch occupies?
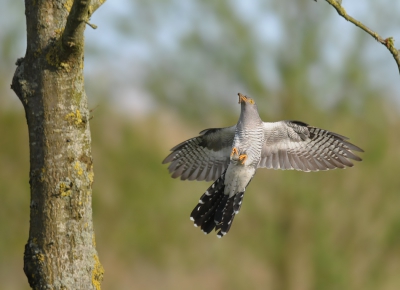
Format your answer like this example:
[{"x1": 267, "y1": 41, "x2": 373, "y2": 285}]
[
  {"x1": 62, "y1": 0, "x2": 91, "y2": 51},
  {"x1": 321, "y1": 0, "x2": 400, "y2": 74},
  {"x1": 62, "y1": 0, "x2": 106, "y2": 52}
]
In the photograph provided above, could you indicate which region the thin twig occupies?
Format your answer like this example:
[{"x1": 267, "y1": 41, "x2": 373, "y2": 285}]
[
  {"x1": 322, "y1": 0, "x2": 400, "y2": 74},
  {"x1": 85, "y1": 21, "x2": 98, "y2": 29}
]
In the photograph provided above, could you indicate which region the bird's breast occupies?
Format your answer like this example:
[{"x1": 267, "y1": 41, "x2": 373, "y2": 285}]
[{"x1": 233, "y1": 127, "x2": 265, "y2": 166}]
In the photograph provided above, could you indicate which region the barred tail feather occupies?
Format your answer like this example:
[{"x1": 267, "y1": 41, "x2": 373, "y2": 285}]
[
  {"x1": 190, "y1": 172, "x2": 225, "y2": 233},
  {"x1": 190, "y1": 170, "x2": 247, "y2": 238},
  {"x1": 189, "y1": 171, "x2": 228, "y2": 237},
  {"x1": 215, "y1": 195, "x2": 235, "y2": 238},
  {"x1": 233, "y1": 192, "x2": 245, "y2": 214},
  {"x1": 215, "y1": 178, "x2": 250, "y2": 237},
  {"x1": 214, "y1": 190, "x2": 246, "y2": 238}
]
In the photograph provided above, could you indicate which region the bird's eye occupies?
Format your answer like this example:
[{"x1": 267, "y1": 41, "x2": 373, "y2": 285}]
[{"x1": 249, "y1": 99, "x2": 254, "y2": 104}]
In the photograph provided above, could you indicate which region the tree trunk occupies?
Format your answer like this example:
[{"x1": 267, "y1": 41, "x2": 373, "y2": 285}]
[{"x1": 11, "y1": 1, "x2": 105, "y2": 289}]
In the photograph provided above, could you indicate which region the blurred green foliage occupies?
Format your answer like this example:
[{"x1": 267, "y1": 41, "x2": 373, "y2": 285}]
[{"x1": 1, "y1": 0, "x2": 400, "y2": 289}]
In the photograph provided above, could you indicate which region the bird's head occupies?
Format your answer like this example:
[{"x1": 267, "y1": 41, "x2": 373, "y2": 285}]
[
  {"x1": 237, "y1": 93, "x2": 261, "y2": 123},
  {"x1": 238, "y1": 93, "x2": 255, "y2": 105}
]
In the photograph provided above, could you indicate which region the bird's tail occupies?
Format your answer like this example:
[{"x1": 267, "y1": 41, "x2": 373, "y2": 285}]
[{"x1": 190, "y1": 171, "x2": 245, "y2": 238}]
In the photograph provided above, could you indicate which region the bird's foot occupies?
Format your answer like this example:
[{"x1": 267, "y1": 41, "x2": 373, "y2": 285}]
[
  {"x1": 230, "y1": 147, "x2": 239, "y2": 158},
  {"x1": 238, "y1": 154, "x2": 247, "y2": 165}
]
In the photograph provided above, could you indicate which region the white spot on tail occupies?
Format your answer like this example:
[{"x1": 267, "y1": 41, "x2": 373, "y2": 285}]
[
  {"x1": 199, "y1": 199, "x2": 204, "y2": 204},
  {"x1": 190, "y1": 217, "x2": 194, "y2": 221},
  {"x1": 217, "y1": 230, "x2": 226, "y2": 238},
  {"x1": 205, "y1": 191, "x2": 211, "y2": 196},
  {"x1": 194, "y1": 223, "x2": 198, "y2": 227}
]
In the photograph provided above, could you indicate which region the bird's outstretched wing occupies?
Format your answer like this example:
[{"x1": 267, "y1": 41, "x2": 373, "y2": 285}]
[
  {"x1": 258, "y1": 121, "x2": 363, "y2": 171},
  {"x1": 163, "y1": 126, "x2": 236, "y2": 181}
]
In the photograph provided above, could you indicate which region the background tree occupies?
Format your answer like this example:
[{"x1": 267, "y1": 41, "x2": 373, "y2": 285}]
[{"x1": 10, "y1": 0, "x2": 105, "y2": 288}]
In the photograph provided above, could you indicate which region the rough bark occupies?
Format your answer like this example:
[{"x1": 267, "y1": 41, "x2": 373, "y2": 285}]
[{"x1": 11, "y1": 0, "x2": 106, "y2": 289}]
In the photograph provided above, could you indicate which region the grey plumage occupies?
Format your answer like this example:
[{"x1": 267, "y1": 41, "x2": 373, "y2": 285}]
[{"x1": 163, "y1": 93, "x2": 363, "y2": 237}]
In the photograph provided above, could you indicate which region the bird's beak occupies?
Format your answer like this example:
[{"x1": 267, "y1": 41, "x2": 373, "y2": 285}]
[{"x1": 238, "y1": 93, "x2": 247, "y2": 104}]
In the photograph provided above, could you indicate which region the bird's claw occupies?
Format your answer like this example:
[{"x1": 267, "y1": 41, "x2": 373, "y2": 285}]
[
  {"x1": 231, "y1": 147, "x2": 239, "y2": 158},
  {"x1": 231, "y1": 148, "x2": 247, "y2": 164},
  {"x1": 239, "y1": 154, "x2": 247, "y2": 165}
]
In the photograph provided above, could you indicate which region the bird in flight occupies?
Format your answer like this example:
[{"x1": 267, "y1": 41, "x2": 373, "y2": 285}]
[{"x1": 163, "y1": 93, "x2": 363, "y2": 238}]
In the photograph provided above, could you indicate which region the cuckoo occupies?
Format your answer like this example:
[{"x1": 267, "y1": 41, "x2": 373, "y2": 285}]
[{"x1": 163, "y1": 93, "x2": 363, "y2": 238}]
